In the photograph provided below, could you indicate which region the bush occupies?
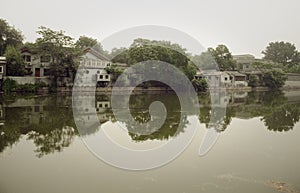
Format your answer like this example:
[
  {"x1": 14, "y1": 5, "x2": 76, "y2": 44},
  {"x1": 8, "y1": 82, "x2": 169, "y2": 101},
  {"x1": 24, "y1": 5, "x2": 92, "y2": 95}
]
[
  {"x1": 248, "y1": 75, "x2": 259, "y2": 87},
  {"x1": 263, "y1": 70, "x2": 287, "y2": 89},
  {"x1": 2, "y1": 78, "x2": 18, "y2": 93},
  {"x1": 192, "y1": 78, "x2": 208, "y2": 92},
  {"x1": 2, "y1": 78, "x2": 48, "y2": 93}
]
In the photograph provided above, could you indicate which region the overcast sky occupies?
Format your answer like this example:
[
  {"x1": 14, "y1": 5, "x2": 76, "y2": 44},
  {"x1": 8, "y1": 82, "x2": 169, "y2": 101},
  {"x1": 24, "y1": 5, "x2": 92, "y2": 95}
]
[{"x1": 1, "y1": 0, "x2": 299, "y2": 58}]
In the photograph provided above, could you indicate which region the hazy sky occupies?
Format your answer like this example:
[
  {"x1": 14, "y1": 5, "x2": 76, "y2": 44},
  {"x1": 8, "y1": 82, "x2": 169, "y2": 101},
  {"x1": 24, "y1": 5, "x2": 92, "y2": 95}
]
[{"x1": 1, "y1": 0, "x2": 299, "y2": 58}]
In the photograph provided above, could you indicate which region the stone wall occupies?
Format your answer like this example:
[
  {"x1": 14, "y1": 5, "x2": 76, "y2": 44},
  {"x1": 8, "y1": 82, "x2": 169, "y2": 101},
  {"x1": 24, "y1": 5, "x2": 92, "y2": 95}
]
[
  {"x1": 286, "y1": 73, "x2": 300, "y2": 81},
  {"x1": 5, "y1": 76, "x2": 51, "y2": 85}
]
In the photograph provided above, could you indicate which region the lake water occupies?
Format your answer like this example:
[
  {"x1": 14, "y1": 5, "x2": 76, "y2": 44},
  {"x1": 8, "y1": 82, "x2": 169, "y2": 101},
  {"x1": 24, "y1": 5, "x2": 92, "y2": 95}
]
[{"x1": 0, "y1": 90, "x2": 300, "y2": 193}]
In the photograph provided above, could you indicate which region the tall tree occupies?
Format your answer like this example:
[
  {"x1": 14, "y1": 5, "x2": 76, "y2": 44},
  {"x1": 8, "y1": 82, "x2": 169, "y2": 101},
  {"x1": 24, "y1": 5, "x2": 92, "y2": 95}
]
[
  {"x1": 4, "y1": 45, "x2": 26, "y2": 76},
  {"x1": 262, "y1": 41, "x2": 300, "y2": 66},
  {"x1": 35, "y1": 26, "x2": 81, "y2": 86},
  {"x1": 75, "y1": 35, "x2": 108, "y2": 56},
  {"x1": 0, "y1": 19, "x2": 23, "y2": 55},
  {"x1": 207, "y1": 44, "x2": 236, "y2": 71},
  {"x1": 192, "y1": 51, "x2": 218, "y2": 70}
]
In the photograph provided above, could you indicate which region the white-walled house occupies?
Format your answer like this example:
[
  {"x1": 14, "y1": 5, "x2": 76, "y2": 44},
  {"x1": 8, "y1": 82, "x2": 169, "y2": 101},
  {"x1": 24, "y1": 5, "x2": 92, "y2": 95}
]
[
  {"x1": 78, "y1": 48, "x2": 111, "y2": 87},
  {"x1": 195, "y1": 70, "x2": 248, "y2": 88}
]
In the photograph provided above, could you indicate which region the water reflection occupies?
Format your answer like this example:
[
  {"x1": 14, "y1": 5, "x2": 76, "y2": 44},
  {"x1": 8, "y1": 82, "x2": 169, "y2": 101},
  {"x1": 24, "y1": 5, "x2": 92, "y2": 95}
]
[{"x1": 0, "y1": 91, "x2": 300, "y2": 157}]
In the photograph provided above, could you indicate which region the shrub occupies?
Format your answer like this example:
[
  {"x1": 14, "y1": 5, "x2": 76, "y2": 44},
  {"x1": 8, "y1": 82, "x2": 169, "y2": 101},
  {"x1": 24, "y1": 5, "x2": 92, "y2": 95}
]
[
  {"x1": 192, "y1": 78, "x2": 208, "y2": 92},
  {"x1": 263, "y1": 70, "x2": 287, "y2": 89},
  {"x1": 248, "y1": 75, "x2": 259, "y2": 87}
]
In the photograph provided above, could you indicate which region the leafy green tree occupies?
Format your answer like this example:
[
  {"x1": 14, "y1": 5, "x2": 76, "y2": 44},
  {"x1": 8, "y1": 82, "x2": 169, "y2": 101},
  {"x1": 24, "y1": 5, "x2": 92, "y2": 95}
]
[
  {"x1": 263, "y1": 69, "x2": 287, "y2": 89},
  {"x1": 192, "y1": 78, "x2": 208, "y2": 92},
  {"x1": 262, "y1": 41, "x2": 300, "y2": 66},
  {"x1": 207, "y1": 45, "x2": 236, "y2": 71},
  {"x1": 34, "y1": 26, "x2": 81, "y2": 87},
  {"x1": 75, "y1": 35, "x2": 108, "y2": 56},
  {"x1": 0, "y1": 19, "x2": 23, "y2": 55},
  {"x1": 4, "y1": 45, "x2": 26, "y2": 76},
  {"x1": 248, "y1": 74, "x2": 259, "y2": 87},
  {"x1": 192, "y1": 51, "x2": 218, "y2": 70},
  {"x1": 106, "y1": 65, "x2": 124, "y2": 83}
]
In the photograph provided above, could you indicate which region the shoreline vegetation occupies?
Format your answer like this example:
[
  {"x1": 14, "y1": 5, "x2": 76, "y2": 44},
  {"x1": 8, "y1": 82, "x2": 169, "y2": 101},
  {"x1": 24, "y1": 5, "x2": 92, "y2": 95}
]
[{"x1": 0, "y1": 18, "x2": 300, "y2": 95}]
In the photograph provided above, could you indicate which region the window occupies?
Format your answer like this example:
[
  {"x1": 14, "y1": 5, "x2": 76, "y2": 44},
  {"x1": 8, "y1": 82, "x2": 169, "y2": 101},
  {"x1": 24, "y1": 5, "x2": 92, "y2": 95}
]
[
  {"x1": 105, "y1": 104, "x2": 108, "y2": 108},
  {"x1": 34, "y1": 106, "x2": 40, "y2": 113},
  {"x1": 100, "y1": 75, "x2": 103, "y2": 79},
  {"x1": 225, "y1": 77, "x2": 228, "y2": 81},
  {"x1": 107, "y1": 63, "x2": 110, "y2": 66},
  {"x1": 23, "y1": 55, "x2": 31, "y2": 62},
  {"x1": 0, "y1": 66, "x2": 3, "y2": 73},
  {"x1": 40, "y1": 55, "x2": 51, "y2": 62},
  {"x1": 105, "y1": 75, "x2": 109, "y2": 79},
  {"x1": 44, "y1": 68, "x2": 50, "y2": 76}
]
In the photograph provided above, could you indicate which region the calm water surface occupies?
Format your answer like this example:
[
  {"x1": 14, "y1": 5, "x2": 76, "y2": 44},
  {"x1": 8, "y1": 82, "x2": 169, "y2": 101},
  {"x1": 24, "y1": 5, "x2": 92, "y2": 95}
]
[{"x1": 0, "y1": 91, "x2": 300, "y2": 193}]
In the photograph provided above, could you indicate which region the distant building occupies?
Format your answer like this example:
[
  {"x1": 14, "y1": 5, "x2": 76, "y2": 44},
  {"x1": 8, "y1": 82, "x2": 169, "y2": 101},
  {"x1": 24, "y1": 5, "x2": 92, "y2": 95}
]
[
  {"x1": 226, "y1": 71, "x2": 248, "y2": 87},
  {"x1": 195, "y1": 70, "x2": 222, "y2": 87},
  {"x1": 195, "y1": 70, "x2": 248, "y2": 88},
  {"x1": 0, "y1": 56, "x2": 6, "y2": 90},
  {"x1": 234, "y1": 54, "x2": 257, "y2": 72},
  {"x1": 233, "y1": 54, "x2": 264, "y2": 84}
]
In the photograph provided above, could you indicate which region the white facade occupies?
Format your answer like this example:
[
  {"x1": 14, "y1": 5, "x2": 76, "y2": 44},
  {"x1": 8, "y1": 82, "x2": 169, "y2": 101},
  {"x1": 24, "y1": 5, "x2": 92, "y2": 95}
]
[{"x1": 79, "y1": 48, "x2": 111, "y2": 86}]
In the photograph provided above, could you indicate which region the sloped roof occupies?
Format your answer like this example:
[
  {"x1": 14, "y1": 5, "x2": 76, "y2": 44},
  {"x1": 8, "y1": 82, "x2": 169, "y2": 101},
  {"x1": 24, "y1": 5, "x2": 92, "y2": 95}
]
[
  {"x1": 83, "y1": 47, "x2": 110, "y2": 61},
  {"x1": 233, "y1": 54, "x2": 255, "y2": 64},
  {"x1": 226, "y1": 71, "x2": 246, "y2": 77}
]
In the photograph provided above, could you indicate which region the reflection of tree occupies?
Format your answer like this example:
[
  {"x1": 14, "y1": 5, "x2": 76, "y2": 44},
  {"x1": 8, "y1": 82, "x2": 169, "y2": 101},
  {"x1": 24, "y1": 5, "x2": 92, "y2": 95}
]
[
  {"x1": 0, "y1": 108, "x2": 25, "y2": 153},
  {"x1": 261, "y1": 103, "x2": 300, "y2": 132},
  {"x1": 198, "y1": 91, "x2": 300, "y2": 133},
  {"x1": 27, "y1": 126, "x2": 76, "y2": 158},
  {"x1": 124, "y1": 94, "x2": 189, "y2": 141},
  {"x1": 198, "y1": 93, "x2": 235, "y2": 132},
  {"x1": 0, "y1": 96, "x2": 78, "y2": 157}
]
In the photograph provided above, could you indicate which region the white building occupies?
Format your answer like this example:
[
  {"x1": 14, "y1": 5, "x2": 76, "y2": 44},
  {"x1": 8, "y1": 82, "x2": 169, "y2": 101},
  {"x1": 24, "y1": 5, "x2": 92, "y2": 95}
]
[{"x1": 79, "y1": 48, "x2": 111, "y2": 87}]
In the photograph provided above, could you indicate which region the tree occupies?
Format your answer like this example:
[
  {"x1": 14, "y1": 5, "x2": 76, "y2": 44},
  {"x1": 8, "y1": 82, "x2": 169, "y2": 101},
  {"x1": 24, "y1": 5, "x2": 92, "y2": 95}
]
[
  {"x1": 262, "y1": 41, "x2": 300, "y2": 66},
  {"x1": 110, "y1": 47, "x2": 130, "y2": 63},
  {"x1": 34, "y1": 26, "x2": 81, "y2": 87},
  {"x1": 207, "y1": 45, "x2": 236, "y2": 71},
  {"x1": 128, "y1": 39, "x2": 189, "y2": 71},
  {"x1": 0, "y1": 19, "x2": 23, "y2": 55},
  {"x1": 192, "y1": 78, "x2": 208, "y2": 92},
  {"x1": 192, "y1": 51, "x2": 218, "y2": 70},
  {"x1": 263, "y1": 69, "x2": 287, "y2": 89},
  {"x1": 75, "y1": 35, "x2": 108, "y2": 56},
  {"x1": 4, "y1": 45, "x2": 26, "y2": 76},
  {"x1": 248, "y1": 74, "x2": 259, "y2": 87}
]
